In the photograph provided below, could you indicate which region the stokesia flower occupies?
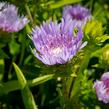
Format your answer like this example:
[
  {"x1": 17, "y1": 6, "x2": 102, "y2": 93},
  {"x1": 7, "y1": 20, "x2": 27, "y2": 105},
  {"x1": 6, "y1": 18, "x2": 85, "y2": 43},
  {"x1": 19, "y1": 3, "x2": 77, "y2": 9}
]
[
  {"x1": 0, "y1": 2, "x2": 28, "y2": 32},
  {"x1": 94, "y1": 72, "x2": 109, "y2": 103},
  {"x1": 31, "y1": 19, "x2": 85, "y2": 65},
  {"x1": 63, "y1": 4, "x2": 92, "y2": 28}
]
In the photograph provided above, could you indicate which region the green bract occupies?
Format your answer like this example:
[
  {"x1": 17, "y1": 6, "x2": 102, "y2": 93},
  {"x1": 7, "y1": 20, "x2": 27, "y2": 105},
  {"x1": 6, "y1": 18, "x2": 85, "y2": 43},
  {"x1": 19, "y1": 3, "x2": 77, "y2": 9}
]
[{"x1": 84, "y1": 20, "x2": 109, "y2": 45}]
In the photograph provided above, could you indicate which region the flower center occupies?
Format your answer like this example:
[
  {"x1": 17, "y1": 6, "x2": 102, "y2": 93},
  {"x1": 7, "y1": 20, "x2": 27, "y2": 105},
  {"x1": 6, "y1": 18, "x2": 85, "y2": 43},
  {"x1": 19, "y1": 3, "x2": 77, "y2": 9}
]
[
  {"x1": 52, "y1": 47, "x2": 63, "y2": 56},
  {"x1": 71, "y1": 12, "x2": 84, "y2": 20}
]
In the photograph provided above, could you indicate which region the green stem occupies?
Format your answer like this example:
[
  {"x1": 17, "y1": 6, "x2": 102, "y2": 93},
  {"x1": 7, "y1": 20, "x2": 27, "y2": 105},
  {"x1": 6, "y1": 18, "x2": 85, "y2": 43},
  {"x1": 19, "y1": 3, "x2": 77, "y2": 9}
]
[
  {"x1": 90, "y1": 0, "x2": 95, "y2": 14},
  {"x1": 67, "y1": 76, "x2": 76, "y2": 98},
  {"x1": 25, "y1": 3, "x2": 34, "y2": 25},
  {"x1": 70, "y1": 51, "x2": 91, "y2": 99},
  {"x1": 18, "y1": 43, "x2": 25, "y2": 66}
]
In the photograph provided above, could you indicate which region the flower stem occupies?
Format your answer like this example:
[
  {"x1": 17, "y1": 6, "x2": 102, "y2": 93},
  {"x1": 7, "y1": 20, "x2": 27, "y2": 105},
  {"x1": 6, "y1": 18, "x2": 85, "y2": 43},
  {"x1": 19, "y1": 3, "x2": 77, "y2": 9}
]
[
  {"x1": 90, "y1": 0, "x2": 95, "y2": 14},
  {"x1": 69, "y1": 44, "x2": 99, "y2": 99},
  {"x1": 18, "y1": 43, "x2": 25, "y2": 66},
  {"x1": 25, "y1": 3, "x2": 34, "y2": 25},
  {"x1": 70, "y1": 52, "x2": 91, "y2": 99}
]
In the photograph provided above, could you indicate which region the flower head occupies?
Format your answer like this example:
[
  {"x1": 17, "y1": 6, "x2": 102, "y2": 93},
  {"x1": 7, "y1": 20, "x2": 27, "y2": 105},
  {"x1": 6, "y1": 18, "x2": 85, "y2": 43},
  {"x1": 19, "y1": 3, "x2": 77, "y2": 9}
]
[
  {"x1": 63, "y1": 4, "x2": 92, "y2": 28},
  {"x1": 31, "y1": 19, "x2": 85, "y2": 65},
  {"x1": 0, "y1": 2, "x2": 28, "y2": 32},
  {"x1": 94, "y1": 72, "x2": 109, "y2": 103}
]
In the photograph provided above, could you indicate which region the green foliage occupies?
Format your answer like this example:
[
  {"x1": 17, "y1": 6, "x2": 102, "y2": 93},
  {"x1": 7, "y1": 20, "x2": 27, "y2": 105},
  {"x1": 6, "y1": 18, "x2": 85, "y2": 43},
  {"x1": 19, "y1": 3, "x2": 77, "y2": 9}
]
[
  {"x1": 13, "y1": 63, "x2": 38, "y2": 109},
  {"x1": 0, "y1": 49, "x2": 8, "y2": 59},
  {"x1": 0, "y1": 74, "x2": 54, "y2": 95},
  {"x1": 91, "y1": 44, "x2": 109, "y2": 69}
]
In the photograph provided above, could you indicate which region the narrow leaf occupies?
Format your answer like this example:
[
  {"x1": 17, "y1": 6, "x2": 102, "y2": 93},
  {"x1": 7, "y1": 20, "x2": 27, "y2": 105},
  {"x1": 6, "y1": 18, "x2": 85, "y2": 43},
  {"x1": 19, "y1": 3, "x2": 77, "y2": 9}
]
[
  {"x1": 22, "y1": 86, "x2": 38, "y2": 109},
  {"x1": 13, "y1": 63, "x2": 26, "y2": 89},
  {"x1": 0, "y1": 74, "x2": 54, "y2": 94},
  {"x1": 28, "y1": 74, "x2": 54, "y2": 87},
  {"x1": 96, "y1": 35, "x2": 109, "y2": 44},
  {"x1": 48, "y1": 0, "x2": 82, "y2": 9},
  {"x1": 13, "y1": 63, "x2": 38, "y2": 109}
]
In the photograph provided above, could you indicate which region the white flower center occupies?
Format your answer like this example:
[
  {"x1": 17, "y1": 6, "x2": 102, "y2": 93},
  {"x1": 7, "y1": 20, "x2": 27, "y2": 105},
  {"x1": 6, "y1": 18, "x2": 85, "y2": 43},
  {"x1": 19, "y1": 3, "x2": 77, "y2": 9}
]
[{"x1": 52, "y1": 47, "x2": 62, "y2": 56}]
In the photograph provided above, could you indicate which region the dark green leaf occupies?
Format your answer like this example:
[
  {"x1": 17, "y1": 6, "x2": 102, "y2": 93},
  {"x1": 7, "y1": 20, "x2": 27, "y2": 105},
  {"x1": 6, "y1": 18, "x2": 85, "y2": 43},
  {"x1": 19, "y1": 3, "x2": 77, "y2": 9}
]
[{"x1": 0, "y1": 49, "x2": 9, "y2": 59}]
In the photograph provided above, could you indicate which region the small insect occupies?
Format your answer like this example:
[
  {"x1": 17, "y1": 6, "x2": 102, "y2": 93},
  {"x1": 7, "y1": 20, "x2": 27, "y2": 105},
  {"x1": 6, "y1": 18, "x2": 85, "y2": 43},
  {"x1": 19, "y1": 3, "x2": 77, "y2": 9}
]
[{"x1": 73, "y1": 27, "x2": 78, "y2": 37}]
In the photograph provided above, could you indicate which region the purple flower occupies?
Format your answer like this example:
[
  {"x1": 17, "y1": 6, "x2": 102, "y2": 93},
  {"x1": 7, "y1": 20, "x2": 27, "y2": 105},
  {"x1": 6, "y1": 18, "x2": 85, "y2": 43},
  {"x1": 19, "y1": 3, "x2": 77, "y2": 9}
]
[
  {"x1": 0, "y1": 2, "x2": 28, "y2": 32},
  {"x1": 63, "y1": 4, "x2": 92, "y2": 28},
  {"x1": 94, "y1": 72, "x2": 109, "y2": 103},
  {"x1": 31, "y1": 19, "x2": 85, "y2": 65}
]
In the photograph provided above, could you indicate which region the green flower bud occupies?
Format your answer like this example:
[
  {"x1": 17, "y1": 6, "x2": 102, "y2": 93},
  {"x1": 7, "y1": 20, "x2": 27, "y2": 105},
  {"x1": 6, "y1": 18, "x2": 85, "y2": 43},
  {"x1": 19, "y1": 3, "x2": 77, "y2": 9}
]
[
  {"x1": 84, "y1": 20, "x2": 109, "y2": 44},
  {"x1": 84, "y1": 20, "x2": 104, "y2": 38},
  {"x1": 84, "y1": 20, "x2": 104, "y2": 43}
]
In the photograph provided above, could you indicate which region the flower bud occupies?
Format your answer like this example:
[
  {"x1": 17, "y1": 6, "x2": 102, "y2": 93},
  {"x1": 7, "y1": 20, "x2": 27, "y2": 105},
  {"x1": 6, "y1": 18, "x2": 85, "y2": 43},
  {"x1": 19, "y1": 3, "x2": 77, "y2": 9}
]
[{"x1": 84, "y1": 20, "x2": 104, "y2": 40}]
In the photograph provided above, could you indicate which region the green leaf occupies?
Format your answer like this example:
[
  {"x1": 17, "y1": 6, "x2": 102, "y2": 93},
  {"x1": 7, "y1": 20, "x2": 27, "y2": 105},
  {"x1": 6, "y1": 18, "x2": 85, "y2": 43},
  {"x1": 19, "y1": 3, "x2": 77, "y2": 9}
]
[
  {"x1": 48, "y1": 0, "x2": 82, "y2": 9},
  {"x1": 0, "y1": 80, "x2": 21, "y2": 95},
  {"x1": 9, "y1": 39, "x2": 20, "y2": 56},
  {"x1": 26, "y1": 24, "x2": 31, "y2": 33},
  {"x1": 28, "y1": 74, "x2": 54, "y2": 87},
  {"x1": 22, "y1": 86, "x2": 38, "y2": 109},
  {"x1": 95, "y1": 35, "x2": 109, "y2": 44},
  {"x1": 13, "y1": 63, "x2": 38, "y2": 109},
  {"x1": 92, "y1": 44, "x2": 109, "y2": 57},
  {"x1": 0, "y1": 74, "x2": 54, "y2": 94},
  {"x1": 13, "y1": 63, "x2": 27, "y2": 89}
]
